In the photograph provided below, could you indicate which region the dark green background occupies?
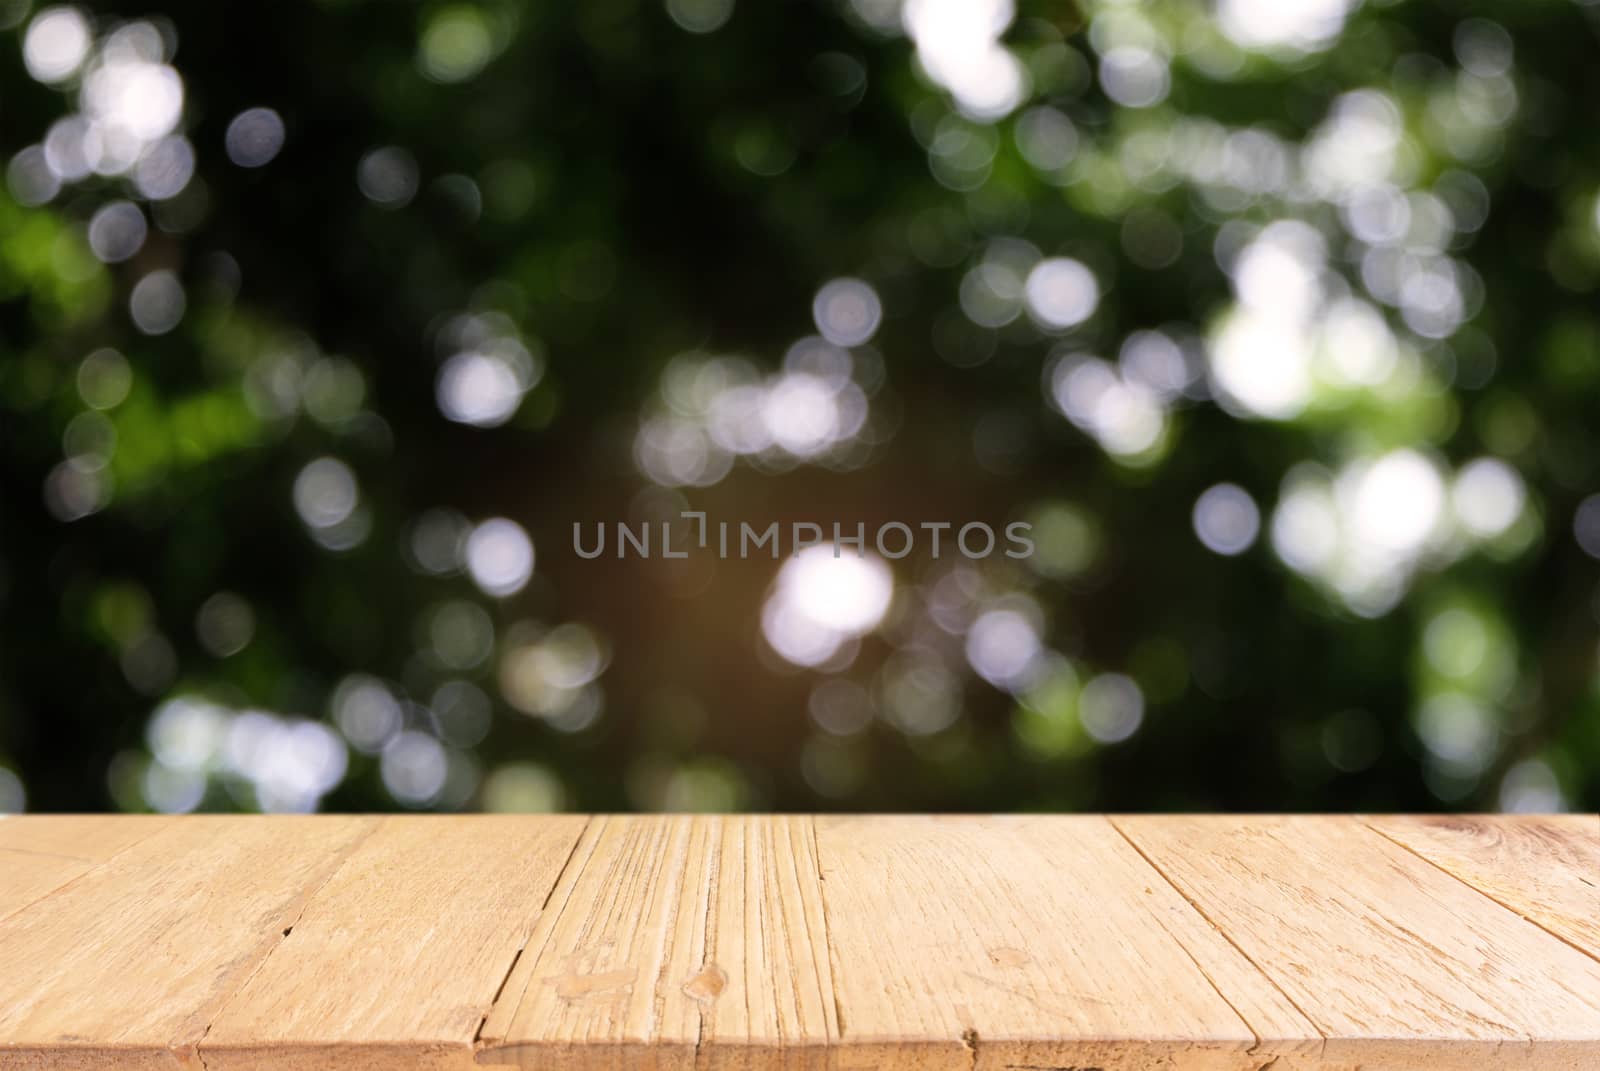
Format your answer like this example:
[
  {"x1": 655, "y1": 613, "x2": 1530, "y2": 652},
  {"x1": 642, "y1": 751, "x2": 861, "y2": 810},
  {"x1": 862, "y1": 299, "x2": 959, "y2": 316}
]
[{"x1": 2, "y1": 0, "x2": 1598, "y2": 813}]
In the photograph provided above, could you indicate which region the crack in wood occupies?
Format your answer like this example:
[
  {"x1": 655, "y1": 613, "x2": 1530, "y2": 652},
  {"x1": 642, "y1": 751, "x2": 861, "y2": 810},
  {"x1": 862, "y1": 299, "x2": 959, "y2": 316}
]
[
  {"x1": 4, "y1": 815, "x2": 1595, "y2": 1069},
  {"x1": 472, "y1": 814, "x2": 596, "y2": 1048},
  {"x1": 1107, "y1": 817, "x2": 1329, "y2": 1063}
]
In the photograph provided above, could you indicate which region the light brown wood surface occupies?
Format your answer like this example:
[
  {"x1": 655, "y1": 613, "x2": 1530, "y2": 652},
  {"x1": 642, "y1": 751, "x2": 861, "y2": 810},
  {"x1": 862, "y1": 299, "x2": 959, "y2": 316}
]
[
  {"x1": 0, "y1": 814, "x2": 1595, "y2": 1070},
  {"x1": 1113, "y1": 814, "x2": 1600, "y2": 1070},
  {"x1": 0, "y1": 815, "x2": 171, "y2": 925},
  {"x1": 1365, "y1": 814, "x2": 1600, "y2": 960},
  {"x1": 202, "y1": 815, "x2": 589, "y2": 1071}
]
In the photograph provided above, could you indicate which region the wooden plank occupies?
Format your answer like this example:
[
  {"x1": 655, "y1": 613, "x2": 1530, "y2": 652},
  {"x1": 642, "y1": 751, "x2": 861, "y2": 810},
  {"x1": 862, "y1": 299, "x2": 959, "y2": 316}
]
[
  {"x1": 1114, "y1": 815, "x2": 1600, "y2": 1069},
  {"x1": 0, "y1": 815, "x2": 173, "y2": 859},
  {"x1": 480, "y1": 815, "x2": 837, "y2": 1070},
  {"x1": 199, "y1": 814, "x2": 589, "y2": 1071},
  {"x1": 0, "y1": 851, "x2": 93, "y2": 926},
  {"x1": 0, "y1": 816, "x2": 376, "y2": 1069},
  {"x1": 0, "y1": 816, "x2": 172, "y2": 924},
  {"x1": 2, "y1": 815, "x2": 1596, "y2": 1069},
  {"x1": 809, "y1": 814, "x2": 1318, "y2": 1071},
  {"x1": 1366, "y1": 814, "x2": 1600, "y2": 962}
]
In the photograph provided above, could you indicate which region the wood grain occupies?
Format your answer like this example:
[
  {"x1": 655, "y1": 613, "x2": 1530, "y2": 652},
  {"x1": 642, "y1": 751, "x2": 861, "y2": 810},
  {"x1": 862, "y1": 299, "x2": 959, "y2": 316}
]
[
  {"x1": 0, "y1": 814, "x2": 1595, "y2": 1070},
  {"x1": 481, "y1": 814, "x2": 838, "y2": 1070},
  {"x1": 0, "y1": 816, "x2": 376, "y2": 1069},
  {"x1": 0, "y1": 814, "x2": 172, "y2": 860},
  {"x1": 1114, "y1": 814, "x2": 1600, "y2": 1070},
  {"x1": 0, "y1": 815, "x2": 171, "y2": 924},
  {"x1": 811, "y1": 815, "x2": 1319, "y2": 1070},
  {"x1": 1366, "y1": 814, "x2": 1600, "y2": 960},
  {"x1": 200, "y1": 815, "x2": 589, "y2": 1071}
]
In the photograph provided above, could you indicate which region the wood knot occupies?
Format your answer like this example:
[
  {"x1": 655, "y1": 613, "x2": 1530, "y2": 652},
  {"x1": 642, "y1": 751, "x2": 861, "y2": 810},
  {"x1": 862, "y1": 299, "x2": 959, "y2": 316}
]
[
  {"x1": 987, "y1": 946, "x2": 1030, "y2": 968},
  {"x1": 682, "y1": 963, "x2": 728, "y2": 1002}
]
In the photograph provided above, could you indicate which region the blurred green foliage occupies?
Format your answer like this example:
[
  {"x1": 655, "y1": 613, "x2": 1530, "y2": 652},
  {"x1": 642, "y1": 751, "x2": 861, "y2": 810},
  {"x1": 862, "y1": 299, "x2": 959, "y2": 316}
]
[{"x1": 2, "y1": 0, "x2": 1599, "y2": 815}]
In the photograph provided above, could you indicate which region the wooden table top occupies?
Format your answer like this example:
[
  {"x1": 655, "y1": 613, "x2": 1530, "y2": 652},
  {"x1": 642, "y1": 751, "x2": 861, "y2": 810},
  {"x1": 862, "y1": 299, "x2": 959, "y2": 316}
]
[{"x1": 0, "y1": 814, "x2": 1595, "y2": 1070}]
